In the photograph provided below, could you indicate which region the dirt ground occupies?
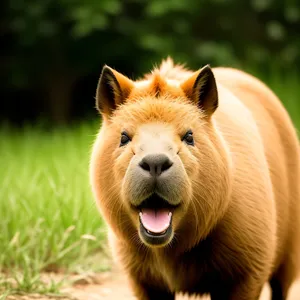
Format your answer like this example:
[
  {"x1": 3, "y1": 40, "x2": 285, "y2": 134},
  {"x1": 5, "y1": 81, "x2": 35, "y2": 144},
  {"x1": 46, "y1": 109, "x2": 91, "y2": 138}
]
[
  {"x1": 62, "y1": 271, "x2": 300, "y2": 300},
  {"x1": 6, "y1": 268, "x2": 300, "y2": 300}
]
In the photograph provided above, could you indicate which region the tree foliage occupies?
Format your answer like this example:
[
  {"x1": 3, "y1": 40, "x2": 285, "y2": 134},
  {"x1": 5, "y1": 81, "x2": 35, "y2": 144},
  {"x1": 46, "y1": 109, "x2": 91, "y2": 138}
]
[{"x1": 3, "y1": 0, "x2": 300, "y2": 123}]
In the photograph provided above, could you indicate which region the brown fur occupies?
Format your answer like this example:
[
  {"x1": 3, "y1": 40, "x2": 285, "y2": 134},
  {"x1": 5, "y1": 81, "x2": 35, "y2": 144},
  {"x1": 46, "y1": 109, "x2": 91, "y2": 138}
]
[{"x1": 90, "y1": 58, "x2": 300, "y2": 300}]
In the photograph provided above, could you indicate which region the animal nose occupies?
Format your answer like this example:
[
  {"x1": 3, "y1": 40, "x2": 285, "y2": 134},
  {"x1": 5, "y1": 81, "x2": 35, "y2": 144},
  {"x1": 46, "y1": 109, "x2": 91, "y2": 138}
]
[{"x1": 139, "y1": 154, "x2": 173, "y2": 177}]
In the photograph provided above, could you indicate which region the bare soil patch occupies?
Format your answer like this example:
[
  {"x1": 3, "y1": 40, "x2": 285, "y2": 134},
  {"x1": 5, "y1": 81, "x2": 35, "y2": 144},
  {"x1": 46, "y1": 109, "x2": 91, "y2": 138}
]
[{"x1": 5, "y1": 269, "x2": 300, "y2": 300}]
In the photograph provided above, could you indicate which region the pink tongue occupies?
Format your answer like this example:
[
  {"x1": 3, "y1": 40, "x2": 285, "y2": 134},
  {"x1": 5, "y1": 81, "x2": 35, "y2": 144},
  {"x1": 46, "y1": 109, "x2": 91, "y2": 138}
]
[{"x1": 140, "y1": 209, "x2": 172, "y2": 233}]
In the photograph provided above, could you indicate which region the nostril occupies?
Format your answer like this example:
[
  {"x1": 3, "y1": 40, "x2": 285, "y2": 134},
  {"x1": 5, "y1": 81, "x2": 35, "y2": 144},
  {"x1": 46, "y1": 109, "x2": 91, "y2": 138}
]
[
  {"x1": 161, "y1": 159, "x2": 173, "y2": 172},
  {"x1": 139, "y1": 161, "x2": 151, "y2": 172}
]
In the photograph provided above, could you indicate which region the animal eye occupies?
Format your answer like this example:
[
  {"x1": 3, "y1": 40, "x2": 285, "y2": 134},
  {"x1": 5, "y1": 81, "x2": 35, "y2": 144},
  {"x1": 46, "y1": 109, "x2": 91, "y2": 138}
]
[
  {"x1": 182, "y1": 130, "x2": 194, "y2": 146},
  {"x1": 120, "y1": 132, "x2": 131, "y2": 147}
]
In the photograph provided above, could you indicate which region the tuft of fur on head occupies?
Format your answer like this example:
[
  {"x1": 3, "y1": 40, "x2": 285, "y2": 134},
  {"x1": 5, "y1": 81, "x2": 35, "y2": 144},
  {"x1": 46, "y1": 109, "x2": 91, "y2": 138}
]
[{"x1": 143, "y1": 57, "x2": 192, "y2": 84}]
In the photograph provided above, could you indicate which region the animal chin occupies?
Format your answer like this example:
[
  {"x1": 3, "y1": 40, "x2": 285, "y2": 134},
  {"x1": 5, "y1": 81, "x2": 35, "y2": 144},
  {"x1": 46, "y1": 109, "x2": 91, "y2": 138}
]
[{"x1": 136, "y1": 194, "x2": 178, "y2": 246}]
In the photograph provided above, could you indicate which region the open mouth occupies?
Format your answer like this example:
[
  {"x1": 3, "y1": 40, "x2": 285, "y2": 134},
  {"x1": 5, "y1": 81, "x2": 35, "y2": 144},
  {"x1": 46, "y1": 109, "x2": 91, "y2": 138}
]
[{"x1": 137, "y1": 194, "x2": 178, "y2": 246}]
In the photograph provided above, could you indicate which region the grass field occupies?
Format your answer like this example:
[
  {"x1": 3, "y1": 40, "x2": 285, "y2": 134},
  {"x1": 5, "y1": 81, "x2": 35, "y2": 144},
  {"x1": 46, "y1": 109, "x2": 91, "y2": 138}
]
[
  {"x1": 0, "y1": 122, "x2": 110, "y2": 296},
  {"x1": 0, "y1": 70, "x2": 299, "y2": 297}
]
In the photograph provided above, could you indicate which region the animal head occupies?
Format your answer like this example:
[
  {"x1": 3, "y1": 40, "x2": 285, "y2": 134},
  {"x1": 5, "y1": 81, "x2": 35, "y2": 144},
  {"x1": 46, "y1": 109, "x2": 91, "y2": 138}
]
[{"x1": 90, "y1": 58, "x2": 232, "y2": 251}]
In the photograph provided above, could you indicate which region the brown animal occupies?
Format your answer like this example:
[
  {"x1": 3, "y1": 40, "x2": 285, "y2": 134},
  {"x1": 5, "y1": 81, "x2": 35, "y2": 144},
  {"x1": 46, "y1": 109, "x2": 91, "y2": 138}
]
[{"x1": 90, "y1": 58, "x2": 300, "y2": 300}]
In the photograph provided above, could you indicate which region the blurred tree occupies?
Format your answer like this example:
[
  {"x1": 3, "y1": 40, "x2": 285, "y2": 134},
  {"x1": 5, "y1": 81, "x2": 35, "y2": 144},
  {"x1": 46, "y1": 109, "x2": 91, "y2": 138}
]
[
  {"x1": 3, "y1": 0, "x2": 300, "y2": 124},
  {"x1": 5, "y1": 0, "x2": 124, "y2": 123}
]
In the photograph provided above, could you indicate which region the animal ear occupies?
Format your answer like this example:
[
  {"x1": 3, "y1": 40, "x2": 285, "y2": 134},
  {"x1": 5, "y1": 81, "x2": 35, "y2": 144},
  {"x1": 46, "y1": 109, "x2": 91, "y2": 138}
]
[
  {"x1": 96, "y1": 66, "x2": 134, "y2": 117},
  {"x1": 180, "y1": 65, "x2": 218, "y2": 117}
]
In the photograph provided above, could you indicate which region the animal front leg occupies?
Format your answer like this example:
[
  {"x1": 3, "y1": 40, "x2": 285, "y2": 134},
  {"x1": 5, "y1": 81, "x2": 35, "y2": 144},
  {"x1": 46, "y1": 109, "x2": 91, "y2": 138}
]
[
  {"x1": 129, "y1": 276, "x2": 175, "y2": 300},
  {"x1": 210, "y1": 277, "x2": 265, "y2": 300}
]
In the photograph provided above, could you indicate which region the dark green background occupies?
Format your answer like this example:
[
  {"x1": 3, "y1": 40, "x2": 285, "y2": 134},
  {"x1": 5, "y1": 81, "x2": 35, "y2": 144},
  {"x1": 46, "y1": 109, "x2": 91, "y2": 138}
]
[{"x1": 1, "y1": 0, "x2": 300, "y2": 126}]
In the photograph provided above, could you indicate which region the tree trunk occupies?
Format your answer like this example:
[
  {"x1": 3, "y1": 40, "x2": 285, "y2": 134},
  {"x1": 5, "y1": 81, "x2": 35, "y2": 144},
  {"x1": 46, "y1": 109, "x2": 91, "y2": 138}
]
[
  {"x1": 46, "y1": 71, "x2": 75, "y2": 125},
  {"x1": 44, "y1": 39, "x2": 77, "y2": 126}
]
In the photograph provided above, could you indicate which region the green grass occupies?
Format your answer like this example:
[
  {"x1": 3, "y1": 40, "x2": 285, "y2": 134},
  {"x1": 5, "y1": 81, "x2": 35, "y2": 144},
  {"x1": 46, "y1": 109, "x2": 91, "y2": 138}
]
[
  {"x1": 0, "y1": 69, "x2": 299, "y2": 296},
  {"x1": 271, "y1": 74, "x2": 300, "y2": 131},
  {"x1": 247, "y1": 67, "x2": 300, "y2": 131},
  {"x1": 0, "y1": 122, "x2": 110, "y2": 296}
]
